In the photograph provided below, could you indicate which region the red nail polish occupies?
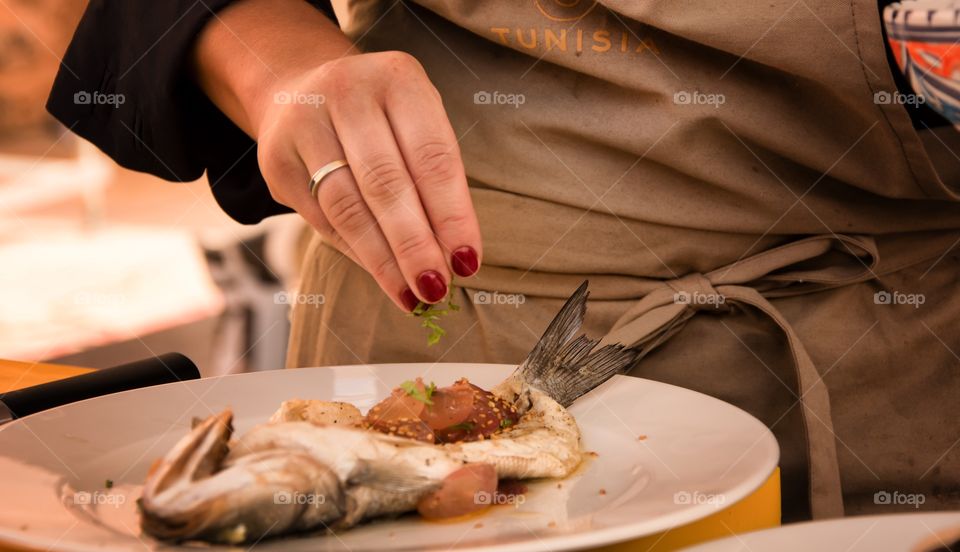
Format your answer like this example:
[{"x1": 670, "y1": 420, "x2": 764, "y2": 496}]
[
  {"x1": 400, "y1": 288, "x2": 420, "y2": 311},
  {"x1": 451, "y1": 246, "x2": 479, "y2": 277},
  {"x1": 416, "y1": 270, "x2": 448, "y2": 303}
]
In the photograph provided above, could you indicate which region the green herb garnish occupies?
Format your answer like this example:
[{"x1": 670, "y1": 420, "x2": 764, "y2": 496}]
[
  {"x1": 410, "y1": 281, "x2": 461, "y2": 345},
  {"x1": 499, "y1": 418, "x2": 513, "y2": 429},
  {"x1": 446, "y1": 421, "x2": 476, "y2": 432},
  {"x1": 400, "y1": 380, "x2": 436, "y2": 405}
]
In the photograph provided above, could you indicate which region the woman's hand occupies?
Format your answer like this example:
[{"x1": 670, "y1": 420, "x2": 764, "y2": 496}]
[
  {"x1": 256, "y1": 52, "x2": 481, "y2": 310},
  {"x1": 193, "y1": 0, "x2": 481, "y2": 311}
]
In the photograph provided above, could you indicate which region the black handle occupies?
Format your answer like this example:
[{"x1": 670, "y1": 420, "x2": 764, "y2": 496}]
[{"x1": 0, "y1": 353, "x2": 200, "y2": 421}]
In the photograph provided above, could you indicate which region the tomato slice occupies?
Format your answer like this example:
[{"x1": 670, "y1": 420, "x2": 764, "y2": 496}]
[
  {"x1": 417, "y1": 463, "x2": 497, "y2": 519},
  {"x1": 420, "y1": 386, "x2": 474, "y2": 430},
  {"x1": 365, "y1": 388, "x2": 426, "y2": 426},
  {"x1": 365, "y1": 378, "x2": 518, "y2": 444},
  {"x1": 366, "y1": 416, "x2": 434, "y2": 442}
]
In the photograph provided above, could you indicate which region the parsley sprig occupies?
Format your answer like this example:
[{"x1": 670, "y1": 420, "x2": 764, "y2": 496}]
[
  {"x1": 410, "y1": 282, "x2": 461, "y2": 345},
  {"x1": 400, "y1": 380, "x2": 437, "y2": 405},
  {"x1": 446, "y1": 421, "x2": 476, "y2": 432}
]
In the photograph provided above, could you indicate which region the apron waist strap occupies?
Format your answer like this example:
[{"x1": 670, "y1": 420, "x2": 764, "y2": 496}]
[{"x1": 599, "y1": 233, "x2": 886, "y2": 518}]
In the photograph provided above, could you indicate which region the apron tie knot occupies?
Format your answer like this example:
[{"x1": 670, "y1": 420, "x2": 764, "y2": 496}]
[{"x1": 666, "y1": 273, "x2": 731, "y2": 313}]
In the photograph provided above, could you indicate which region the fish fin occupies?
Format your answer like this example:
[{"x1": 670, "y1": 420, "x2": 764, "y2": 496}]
[
  {"x1": 519, "y1": 281, "x2": 641, "y2": 406},
  {"x1": 349, "y1": 459, "x2": 440, "y2": 494}
]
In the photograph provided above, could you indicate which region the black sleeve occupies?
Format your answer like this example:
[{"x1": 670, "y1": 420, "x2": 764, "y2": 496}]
[{"x1": 46, "y1": 0, "x2": 337, "y2": 224}]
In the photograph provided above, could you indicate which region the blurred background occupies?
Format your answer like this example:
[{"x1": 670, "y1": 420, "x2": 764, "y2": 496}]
[{"x1": 0, "y1": 0, "x2": 337, "y2": 376}]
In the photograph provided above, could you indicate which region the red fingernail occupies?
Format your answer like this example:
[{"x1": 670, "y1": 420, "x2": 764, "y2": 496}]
[
  {"x1": 400, "y1": 288, "x2": 420, "y2": 312},
  {"x1": 451, "y1": 246, "x2": 479, "y2": 277},
  {"x1": 416, "y1": 270, "x2": 448, "y2": 303}
]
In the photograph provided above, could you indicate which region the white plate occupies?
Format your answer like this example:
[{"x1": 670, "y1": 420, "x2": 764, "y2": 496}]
[
  {"x1": 683, "y1": 512, "x2": 960, "y2": 551},
  {"x1": 0, "y1": 363, "x2": 778, "y2": 551}
]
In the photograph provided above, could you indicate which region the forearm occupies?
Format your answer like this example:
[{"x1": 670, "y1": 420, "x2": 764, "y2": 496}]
[{"x1": 191, "y1": 0, "x2": 356, "y2": 138}]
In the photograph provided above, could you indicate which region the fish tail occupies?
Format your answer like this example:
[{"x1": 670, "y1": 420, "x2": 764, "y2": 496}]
[{"x1": 519, "y1": 281, "x2": 641, "y2": 406}]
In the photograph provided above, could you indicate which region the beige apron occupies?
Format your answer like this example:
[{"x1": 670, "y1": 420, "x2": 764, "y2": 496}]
[{"x1": 288, "y1": 0, "x2": 960, "y2": 520}]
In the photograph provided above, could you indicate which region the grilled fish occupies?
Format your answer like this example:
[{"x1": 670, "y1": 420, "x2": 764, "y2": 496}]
[{"x1": 139, "y1": 281, "x2": 639, "y2": 543}]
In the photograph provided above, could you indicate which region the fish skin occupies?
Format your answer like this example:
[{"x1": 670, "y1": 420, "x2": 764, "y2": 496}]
[
  {"x1": 226, "y1": 422, "x2": 462, "y2": 526},
  {"x1": 227, "y1": 422, "x2": 464, "y2": 485},
  {"x1": 139, "y1": 280, "x2": 642, "y2": 543}
]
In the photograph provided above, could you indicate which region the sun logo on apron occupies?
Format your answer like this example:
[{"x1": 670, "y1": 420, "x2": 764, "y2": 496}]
[{"x1": 534, "y1": 0, "x2": 598, "y2": 22}]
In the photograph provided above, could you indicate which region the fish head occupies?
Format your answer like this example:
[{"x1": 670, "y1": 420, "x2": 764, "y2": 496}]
[{"x1": 139, "y1": 410, "x2": 347, "y2": 544}]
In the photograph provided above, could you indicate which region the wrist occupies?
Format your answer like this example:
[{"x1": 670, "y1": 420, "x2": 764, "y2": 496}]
[
  {"x1": 248, "y1": 60, "x2": 323, "y2": 138},
  {"x1": 190, "y1": 0, "x2": 355, "y2": 138}
]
